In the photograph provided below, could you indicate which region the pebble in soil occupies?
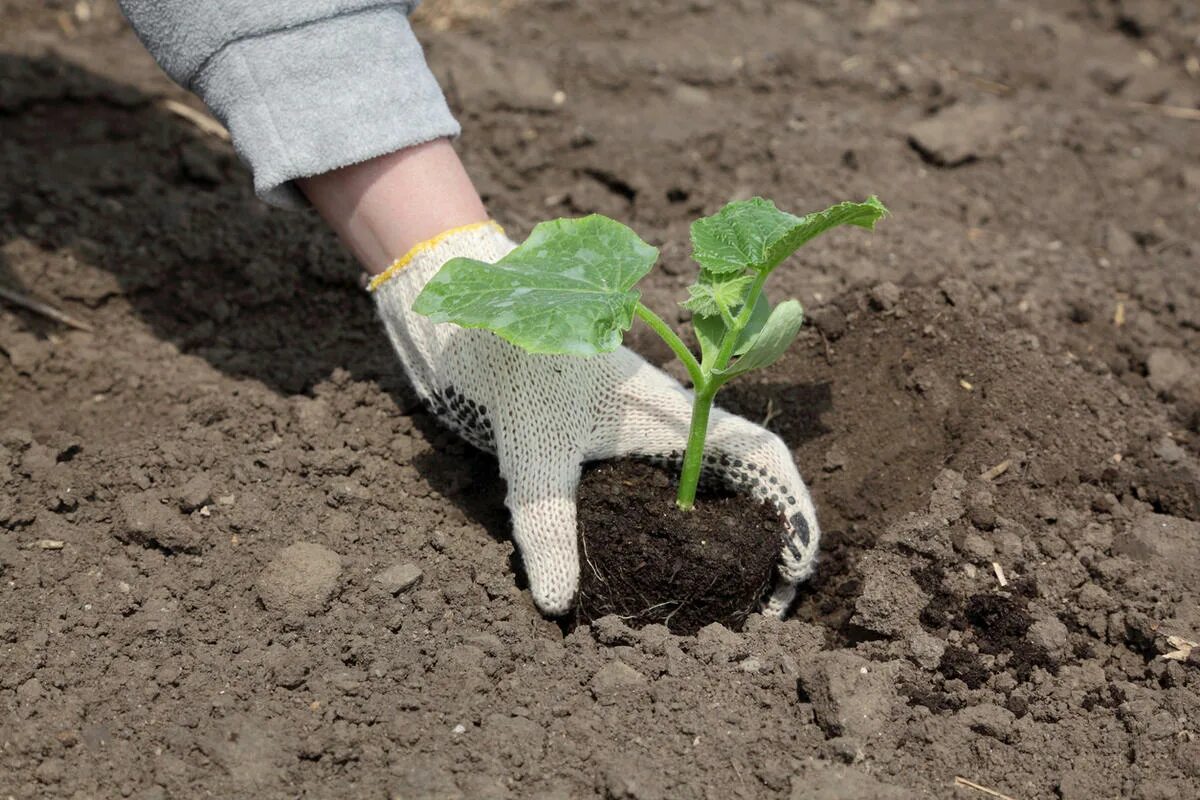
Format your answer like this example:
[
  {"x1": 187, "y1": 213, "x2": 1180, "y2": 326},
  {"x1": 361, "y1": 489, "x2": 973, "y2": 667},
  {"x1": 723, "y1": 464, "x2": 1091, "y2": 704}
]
[{"x1": 574, "y1": 459, "x2": 783, "y2": 635}]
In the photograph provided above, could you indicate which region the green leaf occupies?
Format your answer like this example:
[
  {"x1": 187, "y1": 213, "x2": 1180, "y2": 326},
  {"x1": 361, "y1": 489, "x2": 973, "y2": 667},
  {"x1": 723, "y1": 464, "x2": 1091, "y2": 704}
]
[
  {"x1": 714, "y1": 299, "x2": 805, "y2": 379},
  {"x1": 690, "y1": 196, "x2": 888, "y2": 275},
  {"x1": 734, "y1": 290, "x2": 772, "y2": 355},
  {"x1": 693, "y1": 289, "x2": 771, "y2": 366},
  {"x1": 693, "y1": 313, "x2": 722, "y2": 367},
  {"x1": 413, "y1": 215, "x2": 659, "y2": 356},
  {"x1": 680, "y1": 273, "x2": 754, "y2": 317}
]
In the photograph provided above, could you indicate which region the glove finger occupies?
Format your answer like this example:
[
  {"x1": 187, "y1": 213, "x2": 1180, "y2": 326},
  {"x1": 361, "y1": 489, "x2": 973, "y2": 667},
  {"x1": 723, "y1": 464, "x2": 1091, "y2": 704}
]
[{"x1": 496, "y1": 444, "x2": 583, "y2": 616}]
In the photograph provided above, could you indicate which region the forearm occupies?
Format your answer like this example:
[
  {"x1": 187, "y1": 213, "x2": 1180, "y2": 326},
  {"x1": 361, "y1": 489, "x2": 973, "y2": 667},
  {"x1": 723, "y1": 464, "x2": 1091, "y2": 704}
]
[
  {"x1": 118, "y1": 1, "x2": 458, "y2": 209},
  {"x1": 298, "y1": 139, "x2": 489, "y2": 275}
]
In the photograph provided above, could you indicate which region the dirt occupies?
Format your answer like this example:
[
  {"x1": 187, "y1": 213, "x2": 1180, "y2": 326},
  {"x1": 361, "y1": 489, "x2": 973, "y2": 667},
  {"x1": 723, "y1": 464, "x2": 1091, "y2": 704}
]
[
  {"x1": 575, "y1": 459, "x2": 782, "y2": 636},
  {"x1": 2, "y1": 0, "x2": 1200, "y2": 798}
]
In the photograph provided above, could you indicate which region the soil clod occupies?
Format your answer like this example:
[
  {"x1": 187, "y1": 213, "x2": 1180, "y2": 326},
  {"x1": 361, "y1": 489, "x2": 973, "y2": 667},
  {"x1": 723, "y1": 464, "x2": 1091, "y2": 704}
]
[
  {"x1": 575, "y1": 459, "x2": 782, "y2": 636},
  {"x1": 256, "y1": 542, "x2": 343, "y2": 614},
  {"x1": 374, "y1": 562, "x2": 423, "y2": 595}
]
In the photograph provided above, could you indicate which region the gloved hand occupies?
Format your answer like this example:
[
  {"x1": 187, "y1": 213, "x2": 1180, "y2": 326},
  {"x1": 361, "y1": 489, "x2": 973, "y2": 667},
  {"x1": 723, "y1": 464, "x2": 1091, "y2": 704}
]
[{"x1": 370, "y1": 221, "x2": 820, "y2": 616}]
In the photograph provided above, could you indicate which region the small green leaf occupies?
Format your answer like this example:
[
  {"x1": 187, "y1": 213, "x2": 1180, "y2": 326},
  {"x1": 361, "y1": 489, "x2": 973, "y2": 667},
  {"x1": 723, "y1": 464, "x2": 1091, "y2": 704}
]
[
  {"x1": 734, "y1": 290, "x2": 772, "y2": 355},
  {"x1": 693, "y1": 312, "x2": 723, "y2": 366},
  {"x1": 691, "y1": 196, "x2": 888, "y2": 275},
  {"x1": 714, "y1": 299, "x2": 805, "y2": 379},
  {"x1": 693, "y1": 290, "x2": 771, "y2": 366},
  {"x1": 413, "y1": 215, "x2": 659, "y2": 356},
  {"x1": 680, "y1": 273, "x2": 754, "y2": 317}
]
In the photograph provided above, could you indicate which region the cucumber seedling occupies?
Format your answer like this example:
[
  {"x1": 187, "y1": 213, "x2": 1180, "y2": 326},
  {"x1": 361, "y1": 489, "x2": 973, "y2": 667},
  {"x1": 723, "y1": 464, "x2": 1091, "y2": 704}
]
[{"x1": 413, "y1": 196, "x2": 888, "y2": 509}]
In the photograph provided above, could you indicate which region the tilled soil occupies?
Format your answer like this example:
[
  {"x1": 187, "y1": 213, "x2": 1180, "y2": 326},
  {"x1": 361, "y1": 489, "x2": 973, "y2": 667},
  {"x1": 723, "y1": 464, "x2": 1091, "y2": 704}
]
[{"x1": 2, "y1": 1, "x2": 1200, "y2": 798}]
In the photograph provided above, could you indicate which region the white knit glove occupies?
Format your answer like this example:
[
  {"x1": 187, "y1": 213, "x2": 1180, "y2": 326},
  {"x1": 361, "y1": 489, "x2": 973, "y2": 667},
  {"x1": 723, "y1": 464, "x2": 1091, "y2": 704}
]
[{"x1": 370, "y1": 222, "x2": 820, "y2": 616}]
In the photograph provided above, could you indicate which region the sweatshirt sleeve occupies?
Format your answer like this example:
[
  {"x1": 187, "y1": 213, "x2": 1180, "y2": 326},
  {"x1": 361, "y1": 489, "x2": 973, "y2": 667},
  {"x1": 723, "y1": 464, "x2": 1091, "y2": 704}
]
[{"x1": 118, "y1": 1, "x2": 460, "y2": 209}]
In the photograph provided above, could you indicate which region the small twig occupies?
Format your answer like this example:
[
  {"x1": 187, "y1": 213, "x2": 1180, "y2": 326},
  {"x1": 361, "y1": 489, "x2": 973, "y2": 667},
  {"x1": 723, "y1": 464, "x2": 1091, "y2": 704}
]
[
  {"x1": 1126, "y1": 100, "x2": 1200, "y2": 121},
  {"x1": 969, "y1": 76, "x2": 1014, "y2": 96},
  {"x1": 762, "y1": 396, "x2": 781, "y2": 428},
  {"x1": 954, "y1": 776, "x2": 1019, "y2": 800},
  {"x1": 730, "y1": 757, "x2": 745, "y2": 786},
  {"x1": 56, "y1": 11, "x2": 78, "y2": 37},
  {"x1": 979, "y1": 459, "x2": 1011, "y2": 482},
  {"x1": 992, "y1": 562, "x2": 1008, "y2": 588},
  {"x1": 37, "y1": 540, "x2": 66, "y2": 550},
  {"x1": 0, "y1": 285, "x2": 94, "y2": 332},
  {"x1": 1150, "y1": 238, "x2": 1190, "y2": 256},
  {"x1": 817, "y1": 328, "x2": 833, "y2": 365},
  {"x1": 160, "y1": 98, "x2": 231, "y2": 141}
]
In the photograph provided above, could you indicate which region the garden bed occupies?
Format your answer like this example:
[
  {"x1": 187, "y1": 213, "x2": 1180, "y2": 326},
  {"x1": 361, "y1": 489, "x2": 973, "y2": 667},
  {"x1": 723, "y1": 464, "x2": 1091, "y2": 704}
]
[{"x1": 2, "y1": 1, "x2": 1199, "y2": 798}]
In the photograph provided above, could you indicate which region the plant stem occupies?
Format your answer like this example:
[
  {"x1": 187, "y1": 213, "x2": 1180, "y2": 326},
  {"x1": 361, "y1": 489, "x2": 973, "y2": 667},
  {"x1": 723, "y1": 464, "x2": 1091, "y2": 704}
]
[
  {"x1": 636, "y1": 271, "x2": 769, "y2": 510},
  {"x1": 673, "y1": 270, "x2": 770, "y2": 508},
  {"x1": 634, "y1": 303, "x2": 703, "y2": 388},
  {"x1": 675, "y1": 385, "x2": 716, "y2": 510},
  {"x1": 715, "y1": 296, "x2": 736, "y2": 328}
]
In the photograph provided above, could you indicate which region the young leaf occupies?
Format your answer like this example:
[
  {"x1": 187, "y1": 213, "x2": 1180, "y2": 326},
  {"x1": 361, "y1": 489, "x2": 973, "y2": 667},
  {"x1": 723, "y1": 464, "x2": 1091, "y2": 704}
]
[
  {"x1": 691, "y1": 196, "x2": 888, "y2": 275},
  {"x1": 680, "y1": 273, "x2": 754, "y2": 318},
  {"x1": 693, "y1": 290, "x2": 771, "y2": 366},
  {"x1": 413, "y1": 215, "x2": 659, "y2": 356},
  {"x1": 692, "y1": 312, "x2": 722, "y2": 367},
  {"x1": 733, "y1": 290, "x2": 772, "y2": 354},
  {"x1": 713, "y1": 299, "x2": 805, "y2": 379}
]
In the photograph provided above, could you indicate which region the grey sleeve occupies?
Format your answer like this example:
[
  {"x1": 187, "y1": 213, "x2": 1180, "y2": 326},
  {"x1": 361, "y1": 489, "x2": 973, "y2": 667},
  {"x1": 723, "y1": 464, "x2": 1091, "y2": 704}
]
[{"x1": 118, "y1": 0, "x2": 460, "y2": 209}]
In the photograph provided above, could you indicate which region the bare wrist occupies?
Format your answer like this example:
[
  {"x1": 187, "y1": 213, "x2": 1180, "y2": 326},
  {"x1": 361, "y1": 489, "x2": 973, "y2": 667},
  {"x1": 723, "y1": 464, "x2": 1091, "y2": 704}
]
[{"x1": 298, "y1": 139, "x2": 489, "y2": 275}]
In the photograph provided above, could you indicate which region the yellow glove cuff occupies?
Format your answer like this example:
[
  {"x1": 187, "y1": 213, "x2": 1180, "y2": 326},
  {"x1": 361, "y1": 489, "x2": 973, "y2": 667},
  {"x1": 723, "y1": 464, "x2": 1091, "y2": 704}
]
[{"x1": 367, "y1": 220, "x2": 506, "y2": 293}]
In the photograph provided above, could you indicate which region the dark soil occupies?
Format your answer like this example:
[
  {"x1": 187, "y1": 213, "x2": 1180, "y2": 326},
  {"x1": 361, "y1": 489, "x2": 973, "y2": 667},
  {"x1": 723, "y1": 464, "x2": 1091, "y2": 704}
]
[
  {"x1": 3, "y1": 1, "x2": 1200, "y2": 798},
  {"x1": 575, "y1": 459, "x2": 782, "y2": 635}
]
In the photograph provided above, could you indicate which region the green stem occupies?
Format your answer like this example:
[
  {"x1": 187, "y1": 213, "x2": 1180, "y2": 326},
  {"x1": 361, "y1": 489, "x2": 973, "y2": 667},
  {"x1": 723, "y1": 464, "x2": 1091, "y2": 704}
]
[
  {"x1": 675, "y1": 385, "x2": 716, "y2": 510},
  {"x1": 673, "y1": 270, "x2": 770, "y2": 509},
  {"x1": 715, "y1": 296, "x2": 736, "y2": 328},
  {"x1": 634, "y1": 303, "x2": 704, "y2": 388},
  {"x1": 636, "y1": 272, "x2": 768, "y2": 510}
]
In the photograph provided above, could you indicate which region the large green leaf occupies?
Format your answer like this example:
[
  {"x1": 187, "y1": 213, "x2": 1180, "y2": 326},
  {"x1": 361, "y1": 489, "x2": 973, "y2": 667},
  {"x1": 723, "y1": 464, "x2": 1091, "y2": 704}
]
[
  {"x1": 413, "y1": 215, "x2": 659, "y2": 356},
  {"x1": 713, "y1": 299, "x2": 805, "y2": 379},
  {"x1": 693, "y1": 290, "x2": 771, "y2": 366},
  {"x1": 690, "y1": 196, "x2": 888, "y2": 275}
]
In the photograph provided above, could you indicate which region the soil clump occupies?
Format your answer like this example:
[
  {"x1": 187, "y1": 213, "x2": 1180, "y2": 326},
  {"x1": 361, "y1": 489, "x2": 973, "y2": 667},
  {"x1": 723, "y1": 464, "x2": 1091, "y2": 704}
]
[{"x1": 575, "y1": 459, "x2": 782, "y2": 635}]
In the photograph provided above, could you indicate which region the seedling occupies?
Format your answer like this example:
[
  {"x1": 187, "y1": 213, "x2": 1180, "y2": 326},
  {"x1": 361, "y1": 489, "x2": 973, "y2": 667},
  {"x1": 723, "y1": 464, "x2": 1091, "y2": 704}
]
[{"x1": 413, "y1": 197, "x2": 888, "y2": 509}]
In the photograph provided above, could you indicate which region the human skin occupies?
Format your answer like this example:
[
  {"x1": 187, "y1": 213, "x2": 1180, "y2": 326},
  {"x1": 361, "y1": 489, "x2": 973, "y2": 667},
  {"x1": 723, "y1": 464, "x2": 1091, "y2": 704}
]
[{"x1": 298, "y1": 138, "x2": 489, "y2": 275}]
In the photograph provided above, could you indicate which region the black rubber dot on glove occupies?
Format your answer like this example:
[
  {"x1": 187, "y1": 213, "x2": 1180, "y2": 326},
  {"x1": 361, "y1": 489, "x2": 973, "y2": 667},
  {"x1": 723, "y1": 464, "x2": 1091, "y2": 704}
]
[{"x1": 429, "y1": 383, "x2": 497, "y2": 452}]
